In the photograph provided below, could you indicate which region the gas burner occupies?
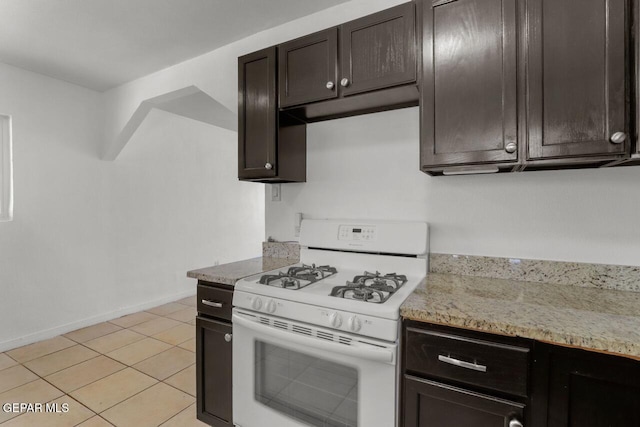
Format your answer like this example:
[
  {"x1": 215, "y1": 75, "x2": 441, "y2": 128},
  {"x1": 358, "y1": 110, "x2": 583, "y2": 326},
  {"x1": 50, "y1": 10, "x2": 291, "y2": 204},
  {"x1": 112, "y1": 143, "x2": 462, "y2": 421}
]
[
  {"x1": 329, "y1": 271, "x2": 408, "y2": 303},
  {"x1": 258, "y1": 264, "x2": 338, "y2": 289},
  {"x1": 331, "y1": 285, "x2": 388, "y2": 303},
  {"x1": 286, "y1": 264, "x2": 338, "y2": 280},
  {"x1": 258, "y1": 272, "x2": 305, "y2": 289},
  {"x1": 351, "y1": 271, "x2": 408, "y2": 290}
]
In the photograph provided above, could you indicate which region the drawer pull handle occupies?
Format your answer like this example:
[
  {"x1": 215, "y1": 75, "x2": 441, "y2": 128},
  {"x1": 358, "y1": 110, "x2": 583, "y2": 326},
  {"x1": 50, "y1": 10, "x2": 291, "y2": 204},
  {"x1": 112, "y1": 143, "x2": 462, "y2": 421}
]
[
  {"x1": 201, "y1": 300, "x2": 223, "y2": 308},
  {"x1": 438, "y1": 355, "x2": 487, "y2": 372}
]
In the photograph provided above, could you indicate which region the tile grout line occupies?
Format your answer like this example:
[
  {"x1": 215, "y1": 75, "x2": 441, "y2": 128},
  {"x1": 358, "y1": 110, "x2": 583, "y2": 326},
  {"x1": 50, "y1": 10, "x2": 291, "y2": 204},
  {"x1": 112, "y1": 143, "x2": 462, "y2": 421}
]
[
  {"x1": 20, "y1": 344, "x2": 102, "y2": 374},
  {"x1": 71, "y1": 414, "x2": 112, "y2": 427},
  {"x1": 0, "y1": 324, "x2": 187, "y2": 396},
  {"x1": 161, "y1": 362, "x2": 197, "y2": 394},
  {"x1": 34, "y1": 353, "x2": 128, "y2": 396},
  {"x1": 80, "y1": 373, "x2": 160, "y2": 416},
  {"x1": 69, "y1": 322, "x2": 195, "y2": 397},
  {"x1": 157, "y1": 401, "x2": 197, "y2": 427},
  {"x1": 0, "y1": 298, "x2": 197, "y2": 426},
  {"x1": 87, "y1": 360, "x2": 196, "y2": 420}
]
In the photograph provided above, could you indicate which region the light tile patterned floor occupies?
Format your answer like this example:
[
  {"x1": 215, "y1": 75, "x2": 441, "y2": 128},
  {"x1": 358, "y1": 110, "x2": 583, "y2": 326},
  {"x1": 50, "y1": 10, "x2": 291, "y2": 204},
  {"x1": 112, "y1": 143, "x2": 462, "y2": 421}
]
[{"x1": 0, "y1": 296, "x2": 208, "y2": 426}]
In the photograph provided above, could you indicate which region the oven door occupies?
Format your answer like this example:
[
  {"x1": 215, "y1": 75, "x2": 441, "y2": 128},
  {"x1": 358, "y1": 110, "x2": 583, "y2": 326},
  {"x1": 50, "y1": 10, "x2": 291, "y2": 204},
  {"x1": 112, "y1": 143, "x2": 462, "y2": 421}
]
[{"x1": 232, "y1": 308, "x2": 397, "y2": 427}]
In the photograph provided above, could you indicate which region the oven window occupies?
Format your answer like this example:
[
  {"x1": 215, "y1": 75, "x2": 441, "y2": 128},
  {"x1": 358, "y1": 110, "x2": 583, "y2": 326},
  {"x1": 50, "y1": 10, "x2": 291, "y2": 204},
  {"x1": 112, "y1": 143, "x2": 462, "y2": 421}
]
[{"x1": 255, "y1": 341, "x2": 358, "y2": 427}]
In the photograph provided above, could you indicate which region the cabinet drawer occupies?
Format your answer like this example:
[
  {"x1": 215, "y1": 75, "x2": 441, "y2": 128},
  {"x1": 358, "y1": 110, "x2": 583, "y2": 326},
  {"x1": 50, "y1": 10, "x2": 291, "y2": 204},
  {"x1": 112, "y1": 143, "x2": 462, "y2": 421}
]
[
  {"x1": 405, "y1": 327, "x2": 530, "y2": 397},
  {"x1": 197, "y1": 284, "x2": 233, "y2": 321}
]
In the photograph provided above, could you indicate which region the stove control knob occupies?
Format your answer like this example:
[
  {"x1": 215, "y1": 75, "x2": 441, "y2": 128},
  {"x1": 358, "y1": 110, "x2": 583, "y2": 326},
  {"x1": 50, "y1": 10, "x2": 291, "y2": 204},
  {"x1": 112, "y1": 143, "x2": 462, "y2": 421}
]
[
  {"x1": 252, "y1": 297, "x2": 263, "y2": 311},
  {"x1": 266, "y1": 299, "x2": 277, "y2": 314},
  {"x1": 348, "y1": 316, "x2": 362, "y2": 332},
  {"x1": 329, "y1": 312, "x2": 343, "y2": 328}
]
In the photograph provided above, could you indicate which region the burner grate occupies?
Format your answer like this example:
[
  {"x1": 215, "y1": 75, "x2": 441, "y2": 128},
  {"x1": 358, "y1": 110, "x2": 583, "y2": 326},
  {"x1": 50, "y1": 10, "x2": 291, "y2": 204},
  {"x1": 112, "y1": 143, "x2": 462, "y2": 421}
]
[
  {"x1": 258, "y1": 263, "x2": 337, "y2": 289},
  {"x1": 330, "y1": 270, "x2": 408, "y2": 304}
]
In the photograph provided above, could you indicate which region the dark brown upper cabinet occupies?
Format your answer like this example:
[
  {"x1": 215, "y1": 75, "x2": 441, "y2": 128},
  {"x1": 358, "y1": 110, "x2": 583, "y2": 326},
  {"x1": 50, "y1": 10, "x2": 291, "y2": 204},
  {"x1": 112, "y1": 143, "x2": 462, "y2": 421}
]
[
  {"x1": 238, "y1": 47, "x2": 306, "y2": 182},
  {"x1": 420, "y1": 0, "x2": 520, "y2": 173},
  {"x1": 279, "y1": 3, "x2": 416, "y2": 110},
  {"x1": 526, "y1": 0, "x2": 628, "y2": 162},
  {"x1": 278, "y1": 29, "x2": 339, "y2": 108},
  {"x1": 340, "y1": 2, "x2": 417, "y2": 97},
  {"x1": 238, "y1": 3, "x2": 417, "y2": 183},
  {"x1": 238, "y1": 47, "x2": 277, "y2": 180},
  {"x1": 420, "y1": 0, "x2": 635, "y2": 175}
]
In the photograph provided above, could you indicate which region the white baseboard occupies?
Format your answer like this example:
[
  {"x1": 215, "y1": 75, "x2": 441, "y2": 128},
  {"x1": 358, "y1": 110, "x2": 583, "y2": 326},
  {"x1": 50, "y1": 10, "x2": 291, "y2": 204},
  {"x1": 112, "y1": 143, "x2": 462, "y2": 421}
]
[{"x1": 0, "y1": 289, "x2": 196, "y2": 353}]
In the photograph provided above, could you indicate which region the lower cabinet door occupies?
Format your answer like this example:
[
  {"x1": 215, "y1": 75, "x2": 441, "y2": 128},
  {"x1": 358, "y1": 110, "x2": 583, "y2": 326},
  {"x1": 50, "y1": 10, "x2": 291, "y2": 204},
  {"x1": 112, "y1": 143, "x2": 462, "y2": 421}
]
[
  {"x1": 403, "y1": 375, "x2": 525, "y2": 427},
  {"x1": 546, "y1": 347, "x2": 640, "y2": 427},
  {"x1": 196, "y1": 316, "x2": 232, "y2": 427}
]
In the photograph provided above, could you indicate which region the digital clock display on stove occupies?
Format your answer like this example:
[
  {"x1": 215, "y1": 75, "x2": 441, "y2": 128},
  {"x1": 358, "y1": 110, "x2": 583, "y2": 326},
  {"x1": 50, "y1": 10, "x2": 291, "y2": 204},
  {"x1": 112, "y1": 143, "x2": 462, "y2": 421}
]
[{"x1": 338, "y1": 225, "x2": 377, "y2": 241}]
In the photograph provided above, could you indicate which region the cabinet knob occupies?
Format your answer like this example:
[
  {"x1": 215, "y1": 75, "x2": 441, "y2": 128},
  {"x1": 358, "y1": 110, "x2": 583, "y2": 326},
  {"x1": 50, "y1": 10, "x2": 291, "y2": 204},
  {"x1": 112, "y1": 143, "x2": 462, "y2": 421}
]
[
  {"x1": 265, "y1": 162, "x2": 273, "y2": 170},
  {"x1": 224, "y1": 333, "x2": 232, "y2": 343},
  {"x1": 509, "y1": 419, "x2": 523, "y2": 427},
  {"x1": 610, "y1": 132, "x2": 626, "y2": 144},
  {"x1": 326, "y1": 81, "x2": 335, "y2": 90},
  {"x1": 340, "y1": 78, "x2": 350, "y2": 87},
  {"x1": 505, "y1": 142, "x2": 517, "y2": 153}
]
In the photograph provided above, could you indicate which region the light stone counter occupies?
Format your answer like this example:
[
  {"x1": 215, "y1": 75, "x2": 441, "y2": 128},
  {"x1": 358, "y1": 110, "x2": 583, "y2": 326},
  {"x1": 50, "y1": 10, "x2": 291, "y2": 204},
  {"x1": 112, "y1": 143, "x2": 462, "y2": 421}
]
[
  {"x1": 430, "y1": 253, "x2": 640, "y2": 292},
  {"x1": 187, "y1": 257, "x2": 297, "y2": 286},
  {"x1": 401, "y1": 273, "x2": 640, "y2": 359}
]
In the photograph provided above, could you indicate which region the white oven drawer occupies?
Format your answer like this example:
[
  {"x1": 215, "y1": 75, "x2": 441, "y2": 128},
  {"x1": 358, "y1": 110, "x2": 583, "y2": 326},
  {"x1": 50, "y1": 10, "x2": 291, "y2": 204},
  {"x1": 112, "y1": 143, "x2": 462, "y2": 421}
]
[{"x1": 232, "y1": 309, "x2": 398, "y2": 427}]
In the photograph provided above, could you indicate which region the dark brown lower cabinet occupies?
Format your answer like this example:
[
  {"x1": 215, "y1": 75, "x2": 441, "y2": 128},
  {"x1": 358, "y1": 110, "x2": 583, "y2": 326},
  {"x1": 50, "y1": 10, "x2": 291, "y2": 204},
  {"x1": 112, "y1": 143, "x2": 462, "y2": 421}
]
[
  {"x1": 543, "y1": 345, "x2": 640, "y2": 427},
  {"x1": 404, "y1": 376, "x2": 525, "y2": 427},
  {"x1": 196, "y1": 316, "x2": 232, "y2": 427},
  {"x1": 402, "y1": 321, "x2": 530, "y2": 427},
  {"x1": 402, "y1": 321, "x2": 640, "y2": 427}
]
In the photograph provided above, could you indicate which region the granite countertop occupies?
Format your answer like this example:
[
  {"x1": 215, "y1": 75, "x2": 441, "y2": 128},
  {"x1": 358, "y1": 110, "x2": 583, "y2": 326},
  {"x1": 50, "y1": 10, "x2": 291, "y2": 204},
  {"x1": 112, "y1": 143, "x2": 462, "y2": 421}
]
[
  {"x1": 401, "y1": 273, "x2": 640, "y2": 359},
  {"x1": 187, "y1": 257, "x2": 297, "y2": 286}
]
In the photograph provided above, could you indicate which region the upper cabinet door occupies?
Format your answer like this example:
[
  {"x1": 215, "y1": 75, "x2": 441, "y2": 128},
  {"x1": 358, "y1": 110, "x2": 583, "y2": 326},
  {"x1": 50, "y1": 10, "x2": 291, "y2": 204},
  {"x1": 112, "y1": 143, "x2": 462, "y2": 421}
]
[
  {"x1": 340, "y1": 3, "x2": 417, "y2": 96},
  {"x1": 527, "y1": 0, "x2": 628, "y2": 160},
  {"x1": 238, "y1": 47, "x2": 277, "y2": 180},
  {"x1": 420, "y1": 0, "x2": 519, "y2": 168},
  {"x1": 279, "y1": 28, "x2": 338, "y2": 108}
]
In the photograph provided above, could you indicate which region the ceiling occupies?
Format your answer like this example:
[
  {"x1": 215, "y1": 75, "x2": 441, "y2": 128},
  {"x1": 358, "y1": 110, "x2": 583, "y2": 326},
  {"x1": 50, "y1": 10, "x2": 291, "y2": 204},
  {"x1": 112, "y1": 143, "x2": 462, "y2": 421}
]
[{"x1": 0, "y1": 0, "x2": 348, "y2": 92}]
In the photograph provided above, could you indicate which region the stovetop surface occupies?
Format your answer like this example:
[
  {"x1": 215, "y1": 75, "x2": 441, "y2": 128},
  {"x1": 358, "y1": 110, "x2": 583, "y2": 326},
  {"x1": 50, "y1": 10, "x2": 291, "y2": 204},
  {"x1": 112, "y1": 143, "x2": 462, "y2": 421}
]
[{"x1": 234, "y1": 249, "x2": 427, "y2": 320}]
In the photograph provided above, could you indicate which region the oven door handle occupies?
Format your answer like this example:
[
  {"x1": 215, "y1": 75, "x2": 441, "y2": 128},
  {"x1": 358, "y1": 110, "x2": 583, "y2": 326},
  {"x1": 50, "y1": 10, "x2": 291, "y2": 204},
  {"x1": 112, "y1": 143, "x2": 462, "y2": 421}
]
[{"x1": 232, "y1": 314, "x2": 394, "y2": 364}]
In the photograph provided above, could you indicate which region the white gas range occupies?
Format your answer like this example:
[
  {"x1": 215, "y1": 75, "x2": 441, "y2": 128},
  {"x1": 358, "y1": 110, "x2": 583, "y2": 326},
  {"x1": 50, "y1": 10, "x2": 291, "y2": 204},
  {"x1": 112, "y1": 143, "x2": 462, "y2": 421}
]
[{"x1": 232, "y1": 219, "x2": 428, "y2": 427}]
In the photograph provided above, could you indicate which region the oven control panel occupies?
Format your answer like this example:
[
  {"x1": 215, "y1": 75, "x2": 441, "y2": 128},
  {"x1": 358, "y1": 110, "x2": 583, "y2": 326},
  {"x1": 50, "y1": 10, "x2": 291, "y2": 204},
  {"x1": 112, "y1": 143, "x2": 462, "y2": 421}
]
[{"x1": 338, "y1": 225, "x2": 377, "y2": 241}]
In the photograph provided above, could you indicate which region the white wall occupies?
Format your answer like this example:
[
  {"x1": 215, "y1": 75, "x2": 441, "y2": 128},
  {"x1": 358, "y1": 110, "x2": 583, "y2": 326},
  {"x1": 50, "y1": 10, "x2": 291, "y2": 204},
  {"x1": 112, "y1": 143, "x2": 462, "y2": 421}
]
[
  {"x1": 266, "y1": 108, "x2": 640, "y2": 266},
  {"x1": 102, "y1": 0, "x2": 407, "y2": 152},
  {"x1": 0, "y1": 0, "x2": 401, "y2": 351},
  {"x1": 111, "y1": 109, "x2": 264, "y2": 303},
  {"x1": 0, "y1": 62, "x2": 114, "y2": 349},
  {"x1": 0, "y1": 62, "x2": 263, "y2": 351}
]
